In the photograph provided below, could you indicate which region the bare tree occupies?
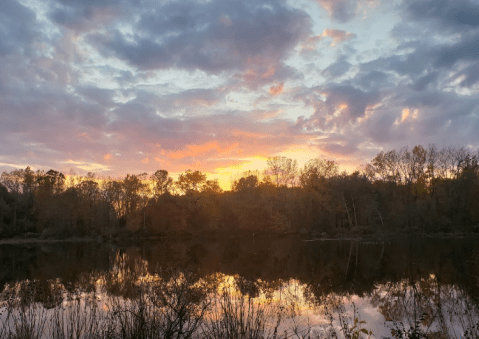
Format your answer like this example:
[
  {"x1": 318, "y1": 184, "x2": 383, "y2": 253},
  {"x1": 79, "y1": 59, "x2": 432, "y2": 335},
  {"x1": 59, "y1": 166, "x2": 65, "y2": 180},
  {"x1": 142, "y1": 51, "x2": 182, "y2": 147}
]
[
  {"x1": 151, "y1": 170, "x2": 173, "y2": 196},
  {"x1": 266, "y1": 156, "x2": 297, "y2": 188}
]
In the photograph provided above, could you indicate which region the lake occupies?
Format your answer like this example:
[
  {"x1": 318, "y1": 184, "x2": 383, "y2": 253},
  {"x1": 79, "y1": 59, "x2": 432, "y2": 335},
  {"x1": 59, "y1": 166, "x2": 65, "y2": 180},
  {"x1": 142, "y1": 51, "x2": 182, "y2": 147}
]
[{"x1": 1, "y1": 235, "x2": 478, "y2": 338}]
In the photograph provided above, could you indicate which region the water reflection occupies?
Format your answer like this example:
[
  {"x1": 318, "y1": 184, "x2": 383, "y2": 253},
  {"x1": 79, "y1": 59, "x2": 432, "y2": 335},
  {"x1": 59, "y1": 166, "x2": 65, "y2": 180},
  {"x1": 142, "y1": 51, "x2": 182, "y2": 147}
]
[{"x1": 1, "y1": 236, "x2": 478, "y2": 338}]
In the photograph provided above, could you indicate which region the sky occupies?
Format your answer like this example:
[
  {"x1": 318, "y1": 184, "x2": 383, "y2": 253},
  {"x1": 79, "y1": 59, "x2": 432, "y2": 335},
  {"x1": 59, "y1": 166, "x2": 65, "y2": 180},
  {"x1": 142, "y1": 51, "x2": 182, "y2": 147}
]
[{"x1": 1, "y1": 0, "x2": 478, "y2": 188}]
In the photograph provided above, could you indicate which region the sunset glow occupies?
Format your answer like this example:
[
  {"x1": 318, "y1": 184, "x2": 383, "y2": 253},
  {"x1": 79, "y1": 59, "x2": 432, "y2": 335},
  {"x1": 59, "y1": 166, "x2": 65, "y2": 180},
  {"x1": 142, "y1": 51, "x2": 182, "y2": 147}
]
[{"x1": 1, "y1": 0, "x2": 478, "y2": 183}]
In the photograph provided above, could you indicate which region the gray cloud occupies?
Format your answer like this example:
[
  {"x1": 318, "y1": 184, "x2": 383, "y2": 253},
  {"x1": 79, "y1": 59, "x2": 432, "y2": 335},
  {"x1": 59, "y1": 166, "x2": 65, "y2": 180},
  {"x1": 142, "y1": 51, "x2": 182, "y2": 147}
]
[
  {"x1": 455, "y1": 62, "x2": 479, "y2": 88},
  {"x1": 404, "y1": 0, "x2": 479, "y2": 31},
  {"x1": 87, "y1": 0, "x2": 311, "y2": 77},
  {"x1": 433, "y1": 34, "x2": 479, "y2": 68},
  {"x1": 314, "y1": 0, "x2": 366, "y2": 23},
  {"x1": 0, "y1": 0, "x2": 38, "y2": 56},
  {"x1": 49, "y1": 0, "x2": 126, "y2": 31},
  {"x1": 2, "y1": 0, "x2": 479, "y2": 176},
  {"x1": 321, "y1": 56, "x2": 351, "y2": 78}
]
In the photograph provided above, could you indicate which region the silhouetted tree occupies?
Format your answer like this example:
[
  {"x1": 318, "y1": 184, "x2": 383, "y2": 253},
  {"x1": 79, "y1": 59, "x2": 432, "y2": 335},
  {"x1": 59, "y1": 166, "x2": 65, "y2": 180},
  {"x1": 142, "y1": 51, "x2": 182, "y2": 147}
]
[
  {"x1": 151, "y1": 170, "x2": 173, "y2": 197},
  {"x1": 176, "y1": 170, "x2": 207, "y2": 195},
  {"x1": 266, "y1": 156, "x2": 297, "y2": 188}
]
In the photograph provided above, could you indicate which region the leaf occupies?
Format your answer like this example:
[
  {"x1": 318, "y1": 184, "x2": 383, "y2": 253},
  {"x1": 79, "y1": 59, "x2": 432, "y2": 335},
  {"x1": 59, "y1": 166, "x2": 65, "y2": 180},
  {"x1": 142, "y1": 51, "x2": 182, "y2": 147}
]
[{"x1": 360, "y1": 329, "x2": 369, "y2": 334}]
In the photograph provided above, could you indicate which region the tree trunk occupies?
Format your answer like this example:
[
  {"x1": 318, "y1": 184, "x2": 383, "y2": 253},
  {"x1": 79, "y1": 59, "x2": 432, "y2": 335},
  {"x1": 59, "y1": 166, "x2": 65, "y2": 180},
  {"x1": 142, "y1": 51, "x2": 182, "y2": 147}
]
[
  {"x1": 13, "y1": 198, "x2": 17, "y2": 233},
  {"x1": 377, "y1": 208, "x2": 384, "y2": 227},
  {"x1": 342, "y1": 192, "x2": 353, "y2": 228},
  {"x1": 351, "y1": 194, "x2": 358, "y2": 227}
]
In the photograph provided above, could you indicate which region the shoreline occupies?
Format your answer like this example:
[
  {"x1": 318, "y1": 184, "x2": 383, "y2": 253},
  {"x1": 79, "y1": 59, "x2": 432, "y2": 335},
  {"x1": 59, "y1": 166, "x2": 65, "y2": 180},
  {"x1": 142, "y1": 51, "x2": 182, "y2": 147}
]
[{"x1": 0, "y1": 229, "x2": 476, "y2": 245}]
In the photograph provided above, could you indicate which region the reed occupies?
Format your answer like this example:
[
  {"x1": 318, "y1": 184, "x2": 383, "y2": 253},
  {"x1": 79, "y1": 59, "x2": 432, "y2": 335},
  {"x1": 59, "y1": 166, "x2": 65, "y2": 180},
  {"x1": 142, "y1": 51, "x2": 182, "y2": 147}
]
[{"x1": 0, "y1": 273, "x2": 382, "y2": 339}]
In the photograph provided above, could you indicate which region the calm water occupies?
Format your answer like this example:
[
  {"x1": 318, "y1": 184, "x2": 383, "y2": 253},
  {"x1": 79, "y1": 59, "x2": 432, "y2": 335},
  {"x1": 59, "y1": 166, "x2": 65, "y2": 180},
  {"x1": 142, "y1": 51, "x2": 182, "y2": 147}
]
[{"x1": 1, "y1": 235, "x2": 479, "y2": 338}]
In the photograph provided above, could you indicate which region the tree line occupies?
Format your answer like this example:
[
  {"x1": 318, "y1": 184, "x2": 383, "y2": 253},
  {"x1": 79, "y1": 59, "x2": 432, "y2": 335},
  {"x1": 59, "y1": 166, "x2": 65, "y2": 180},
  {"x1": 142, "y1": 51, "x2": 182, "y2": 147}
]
[{"x1": 0, "y1": 144, "x2": 478, "y2": 239}]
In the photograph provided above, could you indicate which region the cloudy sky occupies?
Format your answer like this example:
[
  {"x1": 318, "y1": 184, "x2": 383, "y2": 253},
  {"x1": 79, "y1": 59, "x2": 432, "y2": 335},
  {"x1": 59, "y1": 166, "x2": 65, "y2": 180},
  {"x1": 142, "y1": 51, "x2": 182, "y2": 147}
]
[{"x1": 1, "y1": 0, "x2": 478, "y2": 187}]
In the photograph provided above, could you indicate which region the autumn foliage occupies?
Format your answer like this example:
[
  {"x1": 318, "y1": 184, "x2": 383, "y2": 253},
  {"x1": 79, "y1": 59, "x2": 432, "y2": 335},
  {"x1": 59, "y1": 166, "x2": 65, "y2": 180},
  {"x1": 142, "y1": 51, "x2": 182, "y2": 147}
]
[{"x1": 0, "y1": 145, "x2": 478, "y2": 239}]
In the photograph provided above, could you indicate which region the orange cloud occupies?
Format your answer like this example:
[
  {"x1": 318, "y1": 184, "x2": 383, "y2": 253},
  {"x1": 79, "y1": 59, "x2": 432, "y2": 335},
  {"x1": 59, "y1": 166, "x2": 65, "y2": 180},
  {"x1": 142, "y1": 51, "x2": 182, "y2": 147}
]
[
  {"x1": 167, "y1": 141, "x2": 240, "y2": 160},
  {"x1": 141, "y1": 157, "x2": 149, "y2": 164},
  {"x1": 322, "y1": 29, "x2": 355, "y2": 46},
  {"x1": 154, "y1": 157, "x2": 171, "y2": 167},
  {"x1": 104, "y1": 153, "x2": 112, "y2": 160},
  {"x1": 231, "y1": 130, "x2": 269, "y2": 138},
  {"x1": 173, "y1": 97, "x2": 217, "y2": 107},
  {"x1": 314, "y1": 0, "x2": 380, "y2": 21},
  {"x1": 238, "y1": 69, "x2": 258, "y2": 81},
  {"x1": 256, "y1": 110, "x2": 282, "y2": 120},
  {"x1": 269, "y1": 83, "x2": 284, "y2": 96},
  {"x1": 301, "y1": 28, "x2": 355, "y2": 51},
  {"x1": 315, "y1": 0, "x2": 340, "y2": 17},
  {"x1": 261, "y1": 66, "x2": 276, "y2": 79},
  {"x1": 394, "y1": 108, "x2": 419, "y2": 126},
  {"x1": 235, "y1": 65, "x2": 277, "y2": 83},
  {"x1": 300, "y1": 35, "x2": 323, "y2": 52}
]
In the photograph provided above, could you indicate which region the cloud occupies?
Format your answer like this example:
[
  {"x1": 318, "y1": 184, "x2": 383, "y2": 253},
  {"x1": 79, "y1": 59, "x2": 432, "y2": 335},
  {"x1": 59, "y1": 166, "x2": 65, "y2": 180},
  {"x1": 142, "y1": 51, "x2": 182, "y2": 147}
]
[
  {"x1": 453, "y1": 63, "x2": 479, "y2": 88},
  {"x1": 322, "y1": 29, "x2": 356, "y2": 45},
  {"x1": 49, "y1": 5, "x2": 121, "y2": 31},
  {"x1": 314, "y1": 0, "x2": 379, "y2": 22},
  {"x1": 321, "y1": 56, "x2": 352, "y2": 78},
  {"x1": 153, "y1": 88, "x2": 224, "y2": 115},
  {"x1": 2, "y1": 0, "x2": 479, "y2": 178},
  {"x1": 309, "y1": 84, "x2": 381, "y2": 124},
  {"x1": 269, "y1": 83, "x2": 285, "y2": 96},
  {"x1": 433, "y1": 34, "x2": 479, "y2": 68},
  {"x1": 63, "y1": 159, "x2": 111, "y2": 172},
  {"x1": 319, "y1": 141, "x2": 359, "y2": 156},
  {"x1": 403, "y1": 0, "x2": 479, "y2": 31},
  {"x1": 301, "y1": 29, "x2": 356, "y2": 52},
  {"x1": 0, "y1": 0, "x2": 39, "y2": 57},
  {"x1": 166, "y1": 141, "x2": 240, "y2": 160},
  {"x1": 87, "y1": 0, "x2": 311, "y2": 78}
]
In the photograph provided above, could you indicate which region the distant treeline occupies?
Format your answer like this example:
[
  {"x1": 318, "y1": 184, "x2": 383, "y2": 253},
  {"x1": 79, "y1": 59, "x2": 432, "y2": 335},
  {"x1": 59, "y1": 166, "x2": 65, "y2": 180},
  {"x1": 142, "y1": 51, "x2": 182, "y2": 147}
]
[{"x1": 0, "y1": 144, "x2": 478, "y2": 238}]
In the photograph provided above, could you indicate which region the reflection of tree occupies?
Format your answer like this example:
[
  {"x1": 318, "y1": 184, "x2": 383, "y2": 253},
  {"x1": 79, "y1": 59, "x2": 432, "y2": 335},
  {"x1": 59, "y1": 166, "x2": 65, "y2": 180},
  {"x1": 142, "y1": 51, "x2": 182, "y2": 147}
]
[
  {"x1": 1, "y1": 237, "x2": 479, "y2": 338},
  {"x1": 2, "y1": 279, "x2": 63, "y2": 309},
  {"x1": 103, "y1": 250, "x2": 149, "y2": 298},
  {"x1": 370, "y1": 276, "x2": 479, "y2": 338}
]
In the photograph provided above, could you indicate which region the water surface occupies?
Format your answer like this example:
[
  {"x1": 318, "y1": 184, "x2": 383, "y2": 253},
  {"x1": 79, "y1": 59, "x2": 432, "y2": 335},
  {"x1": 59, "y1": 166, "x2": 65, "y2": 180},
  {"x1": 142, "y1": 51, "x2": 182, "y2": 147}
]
[{"x1": 1, "y1": 235, "x2": 478, "y2": 338}]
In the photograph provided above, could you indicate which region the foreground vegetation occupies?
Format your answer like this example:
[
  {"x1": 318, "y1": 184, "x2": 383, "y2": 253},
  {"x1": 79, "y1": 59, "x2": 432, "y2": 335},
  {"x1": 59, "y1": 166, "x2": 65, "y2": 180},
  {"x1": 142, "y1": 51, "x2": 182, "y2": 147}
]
[
  {"x1": 0, "y1": 144, "x2": 478, "y2": 239},
  {"x1": 0, "y1": 267, "x2": 368, "y2": 339},
  {"x1": 1, "y1": 265, "x2": 478, "y2": 339}
]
